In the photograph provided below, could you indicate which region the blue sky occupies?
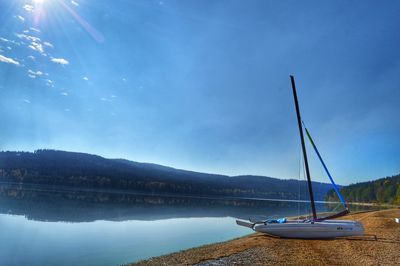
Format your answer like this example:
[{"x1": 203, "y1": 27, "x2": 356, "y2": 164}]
[{"x1": 0, "y1": 0, "x2": 399, "y2": 184}]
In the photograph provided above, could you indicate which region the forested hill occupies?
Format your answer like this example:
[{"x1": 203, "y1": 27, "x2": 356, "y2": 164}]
[
  {"x1": 0, "y1": 150, "x2": 333, "y2": 201},
  {"x1": 325, "y1": 174, "x2": 400, "y2": 205}
]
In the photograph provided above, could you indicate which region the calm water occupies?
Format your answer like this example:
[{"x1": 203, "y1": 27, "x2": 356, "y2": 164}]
[{"x1": 0, "y1": 184, "x2": 380, "y2": 266}]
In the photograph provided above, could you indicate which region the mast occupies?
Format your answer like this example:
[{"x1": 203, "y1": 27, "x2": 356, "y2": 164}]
[{"x1": 290, "y1": 75, "x2": 317, "y2": 220}]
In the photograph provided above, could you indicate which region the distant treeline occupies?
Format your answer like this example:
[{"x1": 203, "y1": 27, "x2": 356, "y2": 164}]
[
  {"x1": 0, "y1": 150, "x2": 332, "y2": 201},
  {"x1": 325, "y1": 174, "x2": 400, "y2": 205}
]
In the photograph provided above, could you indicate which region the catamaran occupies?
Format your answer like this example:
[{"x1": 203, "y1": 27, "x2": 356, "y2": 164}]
[{"x1": 236, "y1": 76, "x2": 364, "y2": 239}]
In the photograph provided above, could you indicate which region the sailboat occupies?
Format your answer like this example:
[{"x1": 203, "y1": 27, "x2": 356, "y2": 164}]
[{"x1": 236, "y1": 76, "x2": 364, "y2": 239}]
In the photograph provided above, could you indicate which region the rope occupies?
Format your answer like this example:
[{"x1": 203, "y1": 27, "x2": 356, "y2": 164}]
[
  {"x1": 356, "y1": 211, "x2": 376, "y2": 221},
  {"x1": 303, "y1": 160, "x2": 310, "y2": 220}
]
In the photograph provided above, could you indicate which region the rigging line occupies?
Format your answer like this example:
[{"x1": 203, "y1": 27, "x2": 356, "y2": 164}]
[
  {"x1": 357, "y1": 211, "x2": 376, "y2": 221},
  {"x1": 330, "y1": 202, "x2": 341, "y2": 213},
  {"x1": 297, "y1": 135, "x2": 302, "y2": 221},
  {"x1": 302, "y1": 156, "x2": 310, "y2": 220},
  {"x1": 301, "y1": 121, "x2": 348, "y2": 209}
]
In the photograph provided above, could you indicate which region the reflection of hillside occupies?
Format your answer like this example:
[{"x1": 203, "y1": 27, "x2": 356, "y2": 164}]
[
  {"x1": 0, "y1": 183, "x2": 305, "y2": 222},
  {"x1": 0, "y1": 184, "x2": 378, "y2": 223}
]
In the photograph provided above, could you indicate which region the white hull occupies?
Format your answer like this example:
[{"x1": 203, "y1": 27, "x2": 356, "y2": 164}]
[{"x1": 237, "y1": 219, "x2": 364, "y2": 239}]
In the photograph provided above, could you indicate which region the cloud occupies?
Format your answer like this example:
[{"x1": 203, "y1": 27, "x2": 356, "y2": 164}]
[
  {"x1": 82, "y1": 76, "x2": 89, "y2": 81},
  {"x1": 28, "y1": 69, "x2": 43, "y2": 76},
  {"x1": 0, "y1": 54, "x2": 20, "y2": 65},
  {"x1": 28, "y1": 74, "x2": 36, "y2": 78},
  {"x1": 16, "y1": 33, "x2": 41, "y2": 43},
  {"x1": 23, "y1": 5, "x2": 34, "y2": 12},
  {"x1": 29, "y1": 42, "x2": 44, "y2": 53},
  {"x1": 61, "y1": 92, "x2": 68, "y2": 96},
  {"x1": 30, "y1": 27, "x2": 40, "y2": 33},
  {"x1": 0, "y1": 37, "x2": 19, "y2": 45},
  {"x1": 27, "y1": 55, "x2": 35, "y2": 61},
  {"x1": 71, "y1": 1, "x2": 79, "y2": 6},
  {"x1": 45, "y1": 79, "x2": 54, "y2": 87},
  {"x1": 43, "y1": 41, "x2": 54, "y2": 48},
  {"x1": 28, "y1": 70, "x2": 35, "y2": 74},
  {"x1": 17, "y1": 15, "x2": 25, "y2": 23},
  {"x1": 23, "y1": 99, "x2": 31, "y2": 104},
  {"x1": 51, "y1": 57, "x2": 69, "y2": 65}
]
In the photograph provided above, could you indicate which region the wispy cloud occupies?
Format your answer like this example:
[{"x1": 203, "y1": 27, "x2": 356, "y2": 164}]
[
  {"x1": 0, "y1": 37, "x2": 19, "y2": 45},
  {"x1": 22, "y1": 99, "x2": 31, "y2": 104},
  {"x1": 28, "y1": 42, "x2": 44, "y2": 53},
  {"x1": 61, "y1": 92, "x2": 68, "y2": 96},
  {"x1": 23, "y1": 5, "x2": 34, "y2": 12},
  {"x1": 16, "y1": 33, "x2": 54, "y2": 57},
  {"x1": 0, "y1": 54, "x2": 20, "y2": 65},
  {"x1": 28, "y1": 69, "x2": 43, "y2": 76},
  {"x1": 51, "y1": 57, "x2": 69, "y2": 65},
  {"x1": 71, "y1": 1, "x2": 79, "y2": 6},
  {"x1": 30, "y1": 27, "x2": 40, "y2": 33},
  {"x1": 45, "y1": 79, "x2": 54, "y2": 87},
  {"x1": 43, "y1": 41, "x2": 54, "y2": 48},
  {"x1": 27, "y1": 55, "x2": 35, "y2": 61},
  {"x1": 16, "y1": 33, "x2": 41, "y2": 43},
  {"x1": 82, "y1": 76, "x2": 89, "y2": 81},
  {"x1": 17, "y1": 15, "x2": 25, "y2": 23}
]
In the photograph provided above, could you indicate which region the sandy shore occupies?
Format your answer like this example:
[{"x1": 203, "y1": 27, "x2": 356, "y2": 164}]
[{"x1": 130, "y1": 208, "x2": 400, "y2": 265}]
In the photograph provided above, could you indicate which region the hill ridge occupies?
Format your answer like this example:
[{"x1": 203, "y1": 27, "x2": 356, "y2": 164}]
[{"x1": 0, "y1": 149, "x2": 333, "y2": 201}]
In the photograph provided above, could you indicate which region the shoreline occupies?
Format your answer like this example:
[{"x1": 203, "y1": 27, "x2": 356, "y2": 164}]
[
  {"x1": 1, "y1": 181, "x2": 393, "y2": 208},
  {"x1": 129, "y1": 208, "x2": 400, "y2": 265}
]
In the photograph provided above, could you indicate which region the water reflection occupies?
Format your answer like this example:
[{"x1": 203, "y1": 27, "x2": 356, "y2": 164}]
[
  {"x1": 0, "y1": 183, "x2": 379, "y2": 222},
  {"x1": 0, "y1": 183, "x2": 384, "y2": 266}
]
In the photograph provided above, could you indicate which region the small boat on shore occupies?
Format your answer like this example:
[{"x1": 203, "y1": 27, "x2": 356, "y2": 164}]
[
  {"x1": 237, "y1": 219, "x2": 364, "y2": 239},
  {"x1": 236, "y1": 76, "x2": 365, "y2": 239}
]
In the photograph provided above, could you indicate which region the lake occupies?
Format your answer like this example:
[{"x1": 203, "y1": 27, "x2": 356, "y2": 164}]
[{"x1": 0, "y1": 183, "x2": 380, "y2": 266}]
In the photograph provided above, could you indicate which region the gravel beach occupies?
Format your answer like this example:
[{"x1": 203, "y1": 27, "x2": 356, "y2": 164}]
[{"x1": 130, "y1": 208, "x2": 400, "y2": 265}]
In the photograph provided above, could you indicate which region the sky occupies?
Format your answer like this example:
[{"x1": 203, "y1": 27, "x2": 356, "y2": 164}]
[{"x1": 0, "y1": 0, "x2": 399, "y2": 185}]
